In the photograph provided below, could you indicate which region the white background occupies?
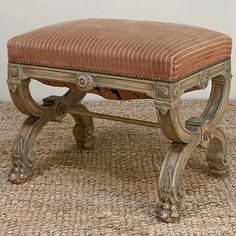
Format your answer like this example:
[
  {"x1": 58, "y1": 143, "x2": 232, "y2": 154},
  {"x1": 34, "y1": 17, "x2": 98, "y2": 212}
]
[{"x1": 0, "y1": 0, "x2": 235, "y2": 102}]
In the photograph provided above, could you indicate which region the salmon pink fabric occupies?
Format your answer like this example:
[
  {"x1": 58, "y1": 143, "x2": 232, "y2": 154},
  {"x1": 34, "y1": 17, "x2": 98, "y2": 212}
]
[{"x1": 8, "y1": 19, "x2": 232, "y2": 82}]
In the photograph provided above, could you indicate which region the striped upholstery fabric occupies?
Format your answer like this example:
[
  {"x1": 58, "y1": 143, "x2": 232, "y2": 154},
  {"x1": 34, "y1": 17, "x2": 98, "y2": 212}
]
[{"x1": 8, "y1": 19, "x2": 232, "y2": 82}]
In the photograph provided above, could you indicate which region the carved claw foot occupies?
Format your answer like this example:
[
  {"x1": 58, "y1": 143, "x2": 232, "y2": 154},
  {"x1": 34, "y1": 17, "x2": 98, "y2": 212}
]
[
  {"x1": 9, "y1": 116, "x2": 51, "y2": 184},
  {"x1": 9, "y1": 166, "x2": 32, "y2": 184},
  {"x1": 156, "y1": 142, "x2": 197, "y2": 223},
  {"x1": 156, "y1": 201, "x2": 180, "y2": 223}
]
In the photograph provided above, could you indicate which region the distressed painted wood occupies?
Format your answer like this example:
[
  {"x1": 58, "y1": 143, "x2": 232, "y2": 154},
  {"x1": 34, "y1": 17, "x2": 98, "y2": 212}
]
[{"x1": 7, "y1": 59, "x2": 232, "y2": 223}]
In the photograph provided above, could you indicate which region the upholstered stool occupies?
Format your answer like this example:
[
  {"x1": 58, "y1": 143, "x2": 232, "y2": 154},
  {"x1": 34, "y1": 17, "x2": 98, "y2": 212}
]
[{"x1": 7, "y1": 19, "x2": 232, "y2": 223}]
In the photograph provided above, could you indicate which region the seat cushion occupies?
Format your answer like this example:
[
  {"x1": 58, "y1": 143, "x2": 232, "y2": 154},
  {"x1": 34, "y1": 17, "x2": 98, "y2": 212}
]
[{"x1": 8, "y1": 19, "x2": 232, "y2": 82}]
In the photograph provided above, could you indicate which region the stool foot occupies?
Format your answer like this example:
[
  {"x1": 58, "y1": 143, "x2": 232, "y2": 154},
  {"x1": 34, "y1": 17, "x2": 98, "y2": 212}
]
[
  {"x1": 73, "y1": 124, "x2": 95, "y2": 149},
  {"x1": 9, "y1": 165, "x2": 32, "y2": 184},
  {"x1": 71, "y1": 104, "x2": 95, "y2": 149},
  {"x1": 206, "y1": 128, "x2": 229, "y2": 177},
  {"x1": 157, "y1": 142, "x2": 198, "y2": 223},
  {"x1": 156, "y1": 200, "x2": 180, "y2": 223},
  {"x1": 9, "y1": 116, "x2": 51, "y2": 184}
]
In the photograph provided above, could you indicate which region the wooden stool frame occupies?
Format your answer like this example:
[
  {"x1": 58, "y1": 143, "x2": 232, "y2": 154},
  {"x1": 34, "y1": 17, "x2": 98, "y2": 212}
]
[{"x1": 7, "y1": 59, "x2": 232, "y2": 223}]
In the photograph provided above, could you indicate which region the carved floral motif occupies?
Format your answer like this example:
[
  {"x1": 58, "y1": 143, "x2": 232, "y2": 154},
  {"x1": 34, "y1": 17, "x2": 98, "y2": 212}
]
[
  {"x1": 158, "y1": 86, "x2": 169, "y2": 98},
  {"x1": 75, "y1": 72, "x2": 93, "y2": 91}
]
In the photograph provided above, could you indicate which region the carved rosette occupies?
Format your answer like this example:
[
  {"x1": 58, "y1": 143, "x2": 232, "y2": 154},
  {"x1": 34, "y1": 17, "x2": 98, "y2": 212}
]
[
  {"x1": 158, "y1": 86, "x2": 169, "y2": 98},
  {"x1": 154, "y1": 84, "x2": 180, "y2": 116},
  {"x1": 75, "y1": 72, "x2": 93, "y2": 91},
  {"x1": 157, "y1": 84, "x2": 180, "y2": 100}
]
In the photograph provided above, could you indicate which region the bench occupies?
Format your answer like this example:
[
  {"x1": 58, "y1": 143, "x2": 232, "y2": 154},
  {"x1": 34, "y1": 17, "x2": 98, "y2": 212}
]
[{"x1": 7, "y1": 19, "x2": 232, "y2": 223}]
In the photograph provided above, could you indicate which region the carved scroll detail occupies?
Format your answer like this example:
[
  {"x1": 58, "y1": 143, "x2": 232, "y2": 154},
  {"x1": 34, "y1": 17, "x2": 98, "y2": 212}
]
[
  {"x1": 71, "y1": 104, "x2": 95, "y2": 149},
  {"x1": 8, "y1": 65, "x2": 18, "y2": 77},
  {"x1": 206, "y1": 128, "x2": 229, "y2": 177}
]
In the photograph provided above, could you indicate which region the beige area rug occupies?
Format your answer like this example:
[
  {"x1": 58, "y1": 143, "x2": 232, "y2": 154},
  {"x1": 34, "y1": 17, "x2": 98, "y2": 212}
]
[{"x1": 0, "y1": 100, "x2": 235, "y2": 236}]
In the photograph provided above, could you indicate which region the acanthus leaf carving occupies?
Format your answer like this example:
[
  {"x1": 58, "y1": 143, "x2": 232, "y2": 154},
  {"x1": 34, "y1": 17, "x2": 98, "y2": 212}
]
[{"x1": 13, "y1": 135, "x2": 24, "y2": 159}]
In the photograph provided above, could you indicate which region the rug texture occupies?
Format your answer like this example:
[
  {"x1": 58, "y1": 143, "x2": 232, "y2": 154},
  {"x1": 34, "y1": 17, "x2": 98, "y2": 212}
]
[{"x1": 0, "y1": 100, "x2": 235, "y2": 236}]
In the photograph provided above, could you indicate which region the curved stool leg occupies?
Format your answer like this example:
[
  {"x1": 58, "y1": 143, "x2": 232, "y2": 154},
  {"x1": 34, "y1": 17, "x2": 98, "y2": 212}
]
[
  {"x1": 9, "y1": 116, "x2": 52, "y2": 184},
  {"x1": 7, "y1": 67, "x2": 88, "y2": 183},
  {"x1": 155, "y1": 92, "x2": 201, "y2": 222},
  {"x1": 154, "y1": 70, "x2": 231, "y2": 222},
  {"x1": 71, "y1": 104, "x2": 95, "y2": 149},
  {"x1": 156, "y1": 141, "x2": 198, "y2": 223},
  {"x1": 206, "y1": 128, "x2": 229, "y2": 177},
  {"x1": 186, "y1": 75, "x2": 231, "y2": 177}
]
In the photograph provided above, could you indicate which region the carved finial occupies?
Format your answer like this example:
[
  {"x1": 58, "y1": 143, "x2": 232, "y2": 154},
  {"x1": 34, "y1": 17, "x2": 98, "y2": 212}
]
[{"x1": 75, "y1": 72, "x2": 93, "y2": 91}]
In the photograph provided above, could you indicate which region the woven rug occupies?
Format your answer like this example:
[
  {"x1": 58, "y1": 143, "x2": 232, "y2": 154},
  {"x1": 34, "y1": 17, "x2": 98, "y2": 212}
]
[{"x1": 0, "y1": 100, "x2": 235, "y2": 236}]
